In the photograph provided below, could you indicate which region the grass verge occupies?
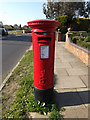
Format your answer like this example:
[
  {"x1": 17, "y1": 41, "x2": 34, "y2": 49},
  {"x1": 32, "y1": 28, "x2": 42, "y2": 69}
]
[{"x1": 2, "y1": 50, "x2": 64, "y2": 119}]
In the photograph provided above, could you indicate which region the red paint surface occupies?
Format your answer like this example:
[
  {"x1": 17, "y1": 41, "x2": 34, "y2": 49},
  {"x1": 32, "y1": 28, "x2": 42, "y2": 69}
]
[{"x1": 27, "y1": 19, "x2": 60, "y2": 90}]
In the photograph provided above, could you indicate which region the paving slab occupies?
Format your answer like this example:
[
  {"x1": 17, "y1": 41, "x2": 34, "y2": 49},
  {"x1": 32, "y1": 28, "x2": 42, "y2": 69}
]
[
  {"x1": 27, "y1": 112, "x2": 49, "y2": 119},
  {"x1": 54, "y1": 62, "x2": 72, "y2": 69},
  {"x1": 66, "y1": 68, "x2": 88, "y2": 76},
  {"x1": 55, "y1": 68, "x2": 69, "y2": 76},
  {"x1": 55, "y1": 53, "x2": 60, "y2": 59},
  {"x1": 79, "y1": 75, "x2": 89, "y2": 88},
  {"x1": 82, "y1": 67, "x2": 88, "y2": 72},
  {"x1": 54, "y1": 75, "x2": 86, "y2": 89},
  {"x1": 55, "y1": 51, "x2": 69, "y2": 55},
  {"x1": 70, "y1": 61, "x2": 87, "y2": 68},
  {"x1": 61, "y1": 106, "x2": 88, "y2": 118},
  {"x1": 60, "y1": 57, "x2": 80, "y2": 63},
  {"x1": 59, "y1": 54, "x2": 77, "y2": 59},
  {"x1": 55, "y1": 89, "x2": 88, "y2": 118},
  {"x1": 55, "y1": 46, "x2": 68, "y2": 50},
  {"x1": 54, "y1": 58, "x2": 62, "y2": 63},
  {"x1": 56, "y1": 53, "x2": 74, "y2": 58}
]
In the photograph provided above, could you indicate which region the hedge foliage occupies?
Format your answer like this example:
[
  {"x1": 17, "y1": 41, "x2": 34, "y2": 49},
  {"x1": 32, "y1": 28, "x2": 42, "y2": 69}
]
[
  {"x1": 72, "y1": 36, "x2": 90, "y2": 49},
  {"x1": 56, "y1": 16, "x2": 90, "y2": 34}
]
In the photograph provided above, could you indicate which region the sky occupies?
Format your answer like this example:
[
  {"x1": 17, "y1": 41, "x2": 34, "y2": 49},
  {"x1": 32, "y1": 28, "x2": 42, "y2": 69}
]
[
  {"x1": 0, "y1": 0, "x2": 47, "y2": 26},
  {"x1": 0, "y1": 0, "x2": 88, "y2": 26}
]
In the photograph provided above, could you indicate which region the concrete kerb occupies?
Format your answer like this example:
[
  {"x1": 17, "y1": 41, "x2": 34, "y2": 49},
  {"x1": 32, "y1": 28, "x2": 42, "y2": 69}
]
[{"x1": 0, "y1": 45, "x2": 32, "y2": 91}]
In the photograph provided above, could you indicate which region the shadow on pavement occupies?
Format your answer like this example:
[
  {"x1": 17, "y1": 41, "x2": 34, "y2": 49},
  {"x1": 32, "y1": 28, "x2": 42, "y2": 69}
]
[
  {"x1": 54, "y1": 74, "x2": 89, "y2": 108},
  {"x1": 54, "y1": 74, "x2": 58, "y2": 86},
  {"x1": 54, "y1": 90, "x2": 89, "y2": 108}
]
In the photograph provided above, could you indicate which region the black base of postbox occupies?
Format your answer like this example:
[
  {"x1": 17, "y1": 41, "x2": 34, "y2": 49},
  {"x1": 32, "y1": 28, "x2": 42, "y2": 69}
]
[{"x1": 34, "y1": 86, "x2": 54, "y2": 103}]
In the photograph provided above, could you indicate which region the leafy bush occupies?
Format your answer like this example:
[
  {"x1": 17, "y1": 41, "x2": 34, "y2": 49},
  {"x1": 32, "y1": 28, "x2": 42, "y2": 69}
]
[
  {"x1": 77, "y1": 40, "x2": 90, "y2": 49},
  {"x1": 49, "y1": 110, "x2": 62, "y2": 120},
  {"x1": 84, "y1": 36, "x2": 90, "y2": 42},
  {"x1": 72, "y1": 36, "x2": 90, "y2": 49},
  {"x1": 80, "y1": 37, "x2": 85, "y2": 41},
  {"x1": 26, "y1": 98, "x2": 59, "y2": 115},
  {"x1": 72, "y1": 36, "x2": 80, "y2": 44}
]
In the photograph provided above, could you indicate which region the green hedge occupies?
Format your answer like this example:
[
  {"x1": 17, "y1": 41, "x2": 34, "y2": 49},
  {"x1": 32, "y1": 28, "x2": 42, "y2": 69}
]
[
  {"x1": 71, "y1": 31, "x2": 87, "y2": 33},
  {"x1": 72, "y1": 36, "x2": 90, "y2": 49}
]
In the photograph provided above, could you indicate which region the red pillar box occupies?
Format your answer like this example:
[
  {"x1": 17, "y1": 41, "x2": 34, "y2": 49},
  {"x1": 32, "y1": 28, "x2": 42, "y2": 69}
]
[{"x1": 27, "y1": 19, "x2": 59, "y2": 103}]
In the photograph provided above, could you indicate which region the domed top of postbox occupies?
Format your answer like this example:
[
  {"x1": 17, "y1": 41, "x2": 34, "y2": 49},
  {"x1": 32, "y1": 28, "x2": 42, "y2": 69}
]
[{"x1": 27, "y1": 19, "x2": 60, "y2": 31}]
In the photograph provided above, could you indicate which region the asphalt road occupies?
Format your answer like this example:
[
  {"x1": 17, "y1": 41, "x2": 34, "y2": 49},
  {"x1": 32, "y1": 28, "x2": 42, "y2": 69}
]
[{"x1": 2, "y1": 33, "x2": 32, "y2": 80}]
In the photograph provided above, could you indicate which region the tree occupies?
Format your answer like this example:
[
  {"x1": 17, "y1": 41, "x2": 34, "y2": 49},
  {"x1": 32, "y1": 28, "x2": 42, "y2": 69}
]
[
  {"x1": 14, "y1": 24, "x2": 18, "y2": 27},
  {"x1": 55, "y1": 15, "x2": 68, "y2": 33},
  {"x1": 14, "y1": 24, "x2": 18, "y2": 30},
  {"x1": 43, "y1": 1, "x2": 90, "y2": 20},
  {"x1": 43, "y1": 0, "x2": 55, "y2": 19},
  {"x1": 84, "y1": 2, "x2": 90, "y2": 18},
  {"x1": 19, "y1": 24, "x2": 21, "y2": 29},
  {"x1": 75, "y1": 2, "x2": 90, "y2": 18},
  {"x1": 55, "y1": 16, "x2": 90, "y2": 33}
]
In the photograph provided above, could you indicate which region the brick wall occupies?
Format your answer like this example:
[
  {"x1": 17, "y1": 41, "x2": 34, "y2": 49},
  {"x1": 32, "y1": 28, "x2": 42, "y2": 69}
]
[{"x1": 65, "y1": 33, "x2": 90, "y2": 67}]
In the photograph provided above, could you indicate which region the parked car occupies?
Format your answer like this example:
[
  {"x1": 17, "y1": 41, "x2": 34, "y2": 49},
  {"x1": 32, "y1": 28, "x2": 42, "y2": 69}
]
[
  {"x1": 0, "y1": 28, "x2": 8, "y2": 36},
  {"x1": 22, "y1": 30, "x2": 31, "y2": 33}
]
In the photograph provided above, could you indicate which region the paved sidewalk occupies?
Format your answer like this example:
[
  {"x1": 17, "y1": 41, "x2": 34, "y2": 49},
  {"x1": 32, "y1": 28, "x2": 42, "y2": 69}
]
[
  {"x1": 28, "y1": 41, "x2": 89, "y2": 119},
  {"x1": 54, "y1": 42, "x2": 89, "y2": 119}
]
